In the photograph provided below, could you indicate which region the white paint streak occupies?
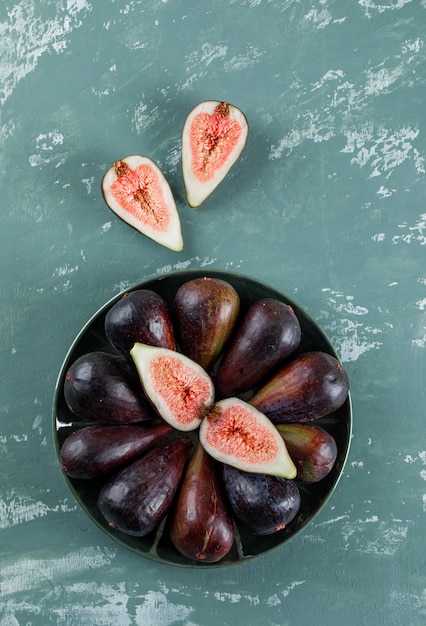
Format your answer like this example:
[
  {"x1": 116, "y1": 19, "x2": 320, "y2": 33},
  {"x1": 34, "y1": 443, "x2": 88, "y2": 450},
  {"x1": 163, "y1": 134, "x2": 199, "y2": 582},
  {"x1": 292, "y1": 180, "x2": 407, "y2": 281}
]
[{"x1": 0, "y1": 493, "x2": 76, "y2": 530}]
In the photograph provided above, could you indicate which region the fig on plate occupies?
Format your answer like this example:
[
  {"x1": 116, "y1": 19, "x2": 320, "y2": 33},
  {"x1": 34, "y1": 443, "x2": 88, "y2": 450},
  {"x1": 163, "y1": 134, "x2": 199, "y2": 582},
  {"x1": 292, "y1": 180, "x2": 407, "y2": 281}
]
[
  {"x1": 223, "y1": 465, "x2": 301, "y2": 535},
  {"x1": 250, "y1": 351, "x2": 350, "y2": 423},
  {"x1": 130, "y1": 343, "x2": 215, "y2": 431},
  {"x1": 101, "y1": 155, "x2": 183, "y2": 252},
  {"x1": 215, "y1": 298, "x2": 302, "y2": 398},
  {"x1": 105, "y1": 288, "x2": 176, "y2": 358},
  {"x1": 59, "y1": 422, "x2": 171, "y2": 480},
  {"x1": 199, "y1": 397, "x2": 296, "y2": 478},
  {"x1": 169, "y1": 443, "x2": 235, "y2": 563},
  {"x1": 277, "y1": 423, "x2": 338, "y2": 483},
  {"x1": 98, "y1": 438, "x2": 189, "y2": 537},
  {"x1": 182, "y1": 100, "x2": 248, "y2": 207},
  {"x1": 63, "y1": 351, "x2": 156, "y2": 424},
  {"x1": 173, "y1": 276, "x2": 240, "y2": 371}
]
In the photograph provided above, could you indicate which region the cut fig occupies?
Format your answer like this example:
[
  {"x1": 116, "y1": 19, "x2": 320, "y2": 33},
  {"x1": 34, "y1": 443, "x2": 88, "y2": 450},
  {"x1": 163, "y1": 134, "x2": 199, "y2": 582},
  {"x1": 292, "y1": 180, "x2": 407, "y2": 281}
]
[
  {"x1": 130, "y1": 342, "x2": 215, "y2": 431},
  {"x1": 101, "y1": 155, "x2": 183, "y2": 252},
  {"x1": 182, "y1": 100, "x2": 248, "y2": 207},
  {"x1": 199, "y1": 397, "x2": 297, "y2": 479}
]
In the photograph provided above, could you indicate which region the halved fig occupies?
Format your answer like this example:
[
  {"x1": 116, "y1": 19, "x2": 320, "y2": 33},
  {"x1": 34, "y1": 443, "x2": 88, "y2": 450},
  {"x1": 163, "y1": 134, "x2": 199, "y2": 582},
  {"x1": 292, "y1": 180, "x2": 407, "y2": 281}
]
[
  {"x1": 199, "y1": 397, "x2": 297, "y2": 478},
  {"x1": 182, "y1": 100, "x2": 248, "y2": 207},
  {"x1": 130, "y1": 343, "x2": 215, "y2": 431},
  {"x1": 101, "y1": 155, "x2": 183, "y2": 251}
]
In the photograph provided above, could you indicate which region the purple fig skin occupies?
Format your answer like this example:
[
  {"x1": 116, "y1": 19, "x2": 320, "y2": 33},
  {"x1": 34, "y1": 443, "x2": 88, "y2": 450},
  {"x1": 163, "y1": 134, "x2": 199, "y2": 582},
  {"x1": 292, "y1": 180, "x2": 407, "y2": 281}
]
[
  {"x1": 215, "y1": 298, "x2": 301, "y2": 398},
  {"x1": 277, "y1": 423, "x2": 338, "y2": 483},
  {"x1": 169, "y1": 443, "x2": 234, "y2": 563},
  {"x1": 64, "y1": 351, "x2": 156, "y2": 424},
  {"x1": 98, "y1": 438, "x2": 189, "y2": 537},
  {"x1": 173, "y1": 277, "x2": 240, "y2": 371},
  {"x1": 59, "y1": 423, "x2": 172, "y2": 480},
  {"x1": 105, "y1": 289, "x2": 176, "y2": 358},
  {"x1": 250, "y1": 351, "x2": 349, "y2": 423}
]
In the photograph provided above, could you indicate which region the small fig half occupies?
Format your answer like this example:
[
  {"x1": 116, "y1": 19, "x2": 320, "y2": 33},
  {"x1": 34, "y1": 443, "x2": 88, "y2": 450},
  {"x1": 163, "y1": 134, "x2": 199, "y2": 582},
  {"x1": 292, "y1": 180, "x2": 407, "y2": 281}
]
[
  {"x1": 182, "y1": 100, "x2": 248, "y2": 207},
  {"x1": 101, "y1": 155, "x2": 183, "y2": 252},
  {"x1": 199, "y1": 397, "x2": 297, "y2": 478},
  {"x1": 130, "y1": 343, "x2": 215, "y2": 431}
]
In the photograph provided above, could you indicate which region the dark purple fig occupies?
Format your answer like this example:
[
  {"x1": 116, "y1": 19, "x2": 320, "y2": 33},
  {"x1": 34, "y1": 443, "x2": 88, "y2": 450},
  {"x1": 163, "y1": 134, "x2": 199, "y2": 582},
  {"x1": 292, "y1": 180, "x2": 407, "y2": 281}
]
[
  {"x1": 59, "y1": 422, "x2": 171, "y2": 480},
  {"x1": 223, "y1": 465, "x2": 301, "y2": 535},
  {"x1": 169, "y1": 443, "x2": 234, "y2": 563},
  {"x1": 250, "y1": 351, "x2": 349, "y2": 423},
  {"x1": 98, "y1": 438, "x2": 189, "y2": 537},
  {"x1": 173, "y1": 277, "x2": 240, "y2": 371},
  {"x1": 276, "y1": 423, "x2": 337, "y2": 483},
  {"x1": 215, "y1": 298, "x2": 301, "y2": 397},
  {"x1": 105, "y1": 288, "x2": 176, "y2": 358},
  {"x1": 63, "y1": 351, "x2": 156, "y2": 424}
]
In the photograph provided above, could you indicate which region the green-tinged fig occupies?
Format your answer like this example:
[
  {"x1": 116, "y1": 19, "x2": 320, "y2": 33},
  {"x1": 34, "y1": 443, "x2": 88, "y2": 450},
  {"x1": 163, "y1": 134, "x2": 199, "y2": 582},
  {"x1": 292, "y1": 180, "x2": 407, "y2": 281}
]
[
  {"x1": 223, "y1": 465, "x2": 301, "y2": 535},
  {"x1": 59, "y1": 422, "x2": 171, "y2": 480},
  {"x1": 98, "y1": 438, "x2": 189, "y2": 537},
  {"x1": 215, "y1": 298, "x2": 302, "y2": 398},
  {"x1": 169, "y1": 443, "x2": 235, "y2": 563},
  {"x1": 63, "y1": 351, "x2": 156, "y2": 424},
  {"x1": 277, "y1": 423, "x2": 338, "y2": 483},
  {"x1": 250, "y1": 351, "x2": 350, "y2": 423},
  {"x1": 173, "y1": 277, "x2": 240, "y2": 371},
  {"x1": 130, "y1": 343, "x2": 215, "y2": 431},
  {"x1": 101, "y1": 155, "x2": 183, "y2": 252},
  {"x1": 199, "y1": 397, "x2": 296, "y2": 478},
  {"x1": 105, "y1": 288, "x2": 176, "y2": 358}
]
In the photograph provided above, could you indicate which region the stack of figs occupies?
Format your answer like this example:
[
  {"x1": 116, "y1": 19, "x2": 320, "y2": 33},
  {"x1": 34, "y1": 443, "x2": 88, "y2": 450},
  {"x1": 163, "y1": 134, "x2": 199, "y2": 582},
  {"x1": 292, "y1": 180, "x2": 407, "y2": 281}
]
[{"x1": 59, "y1": 275, "x2": 350, "y2": 564}]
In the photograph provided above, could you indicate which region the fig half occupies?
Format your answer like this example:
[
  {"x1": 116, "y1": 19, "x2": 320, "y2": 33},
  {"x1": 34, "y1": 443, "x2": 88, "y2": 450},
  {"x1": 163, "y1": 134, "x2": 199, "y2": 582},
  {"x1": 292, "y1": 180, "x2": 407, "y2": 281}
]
[
  {"x1": 182, "y1": 100, "x2": 248, "y2": 207},
  {"x1": 101, "y1": 155, "x2": 183, "y2": 251}
]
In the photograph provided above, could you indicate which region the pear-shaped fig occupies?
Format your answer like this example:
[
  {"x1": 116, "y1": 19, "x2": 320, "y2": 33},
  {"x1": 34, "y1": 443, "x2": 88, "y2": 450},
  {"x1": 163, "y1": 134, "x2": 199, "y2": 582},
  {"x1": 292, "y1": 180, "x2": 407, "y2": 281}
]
[
  {"x1": 215, "y1": 298, "x2": 302, "y2": 398},
  {"x1": 105, "y1": 288, "x2": 176, "y2": 358},
  {"x1": 101, "y1": 155, "x2": 183, "y2": 251},
  {"x1": 250, "y1": 351, "x2": 350, "y2": 423},
  {"x1": 60, "y1": 422, "x2": 171, "y2": 480},
  {"x1": 130, "y1": 343, "x2": 215, "y2": 431},
  {"x1": 182, "y1": 100, "x2": 248, "y2": 207},
  {"x1": 173, "y1": 276, "x2": 240, "y2": 371},
  {"x1": 63, "y1": 351, "x2": 156, "y2": 424},
  {"x1": 98, "y1": 438, "x2": 189, "y2": 537},
  {"x1": 223, "y1": 465, "x2": 301, "y2": 535},
  {"x1": 199, "y1": 397, "x2": 296, "y2": 478},
  {"x1": 169, "y1": 443, "x2": 235, "y2": 563},
  {"x1": 277, "y1": 423, "x2": 337, "y2": 483}
]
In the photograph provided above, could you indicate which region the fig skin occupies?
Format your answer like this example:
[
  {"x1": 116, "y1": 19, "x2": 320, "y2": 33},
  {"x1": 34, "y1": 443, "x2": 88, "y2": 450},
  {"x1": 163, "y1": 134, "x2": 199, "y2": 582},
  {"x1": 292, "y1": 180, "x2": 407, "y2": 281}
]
[
  {"x1": 215, "y1": 298, "x2": 301, "y2": 398},
  {"x1": 59, "y1": 422, "x2": 171, "y2": 480},
  {"x1": 173, "y1": 277, "x2": 240, "y2": 371},
  {"x1": 250, "y1": 351, "x2": 350, "y2": 423},
  {"x1": 98, "y1": 438, "x2": 189, "y2": 537},
  {"x1": 277, "y1": 423, "x2": 338, "y2": 483},
  {"x1": 105, "y1": 289, "x2": 176, "y2": 358},
  {"x1": 63, "y1": 351, "x2": 156, "y2": 424},
  {"x1": 169, "y1": 443, "x2": 235, "y2": 563},
  {"x1": 223, "y1": 465, "x2": 301, "y2": 535}
]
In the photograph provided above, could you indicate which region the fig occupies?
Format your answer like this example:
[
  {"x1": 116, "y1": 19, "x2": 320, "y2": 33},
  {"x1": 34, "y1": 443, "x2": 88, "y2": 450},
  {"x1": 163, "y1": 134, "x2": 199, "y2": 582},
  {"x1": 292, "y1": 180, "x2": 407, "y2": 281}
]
[
  {"x1": 63, "y1": 351, "x2": 156, "y2": 424},
  {"x1": 182, "y1": 100, "x2": 248, "y2": 207},
  {"x1": 250, "y1": 351, "x2": 350, "y2": 423},
  {"x1": 169, "y1": 443, "x2": 235, "y2": 563},
  {"x1": 59, "y1": 422, "x2": 171, "y2": 480},
  {"x1": 98, "y1": 438, "x2": 189, "y2": 537},
  {"x1": 130, "y1": 343, "x2": 215, "y2": 431},
  {"x1": 215, "y1": 298, "x2": 302, "y2": 398},
  {"x1": 199, "y1": 397, "x2": 297, "y2": 479},
  {"x1": 105, "y1": 288, "x2": 176, "y2": 358},
  {"x1": 173, "y1": 276, "x2": 240, "y2": 371},
  {"x1": 101, "y1": 155, "x2": 183, "y2": 252},
  {"x1": 223, "y1": 465, "x2": 301, "y2": 535},
  {"x1": 277, "y1": 423, "x2": 338, "y2": 483}
]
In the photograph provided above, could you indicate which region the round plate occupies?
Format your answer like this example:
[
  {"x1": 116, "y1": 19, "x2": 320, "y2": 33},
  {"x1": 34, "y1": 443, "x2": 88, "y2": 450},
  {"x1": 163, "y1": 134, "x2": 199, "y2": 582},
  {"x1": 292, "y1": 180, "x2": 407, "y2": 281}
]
[{"x1": 53, "y1": 269, "x2": 352, "y2": 567}]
